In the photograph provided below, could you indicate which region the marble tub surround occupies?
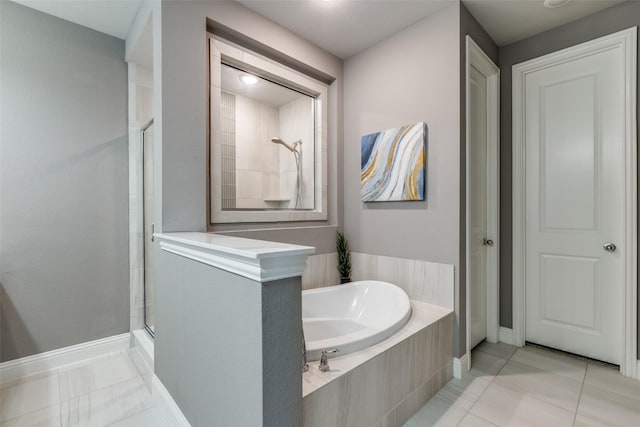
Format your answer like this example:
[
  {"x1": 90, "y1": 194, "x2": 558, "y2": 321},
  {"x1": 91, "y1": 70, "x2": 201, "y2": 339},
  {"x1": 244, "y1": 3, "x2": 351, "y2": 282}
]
[
  {"x1": 303, "y1": 301, "x2": 453, "y2": 427},
  {"x1": 301, "y1": 252, "x2": 339, "y2": 290},
  {"x1": 351, "y1": 253, "x2": 454, "y2": 309},
  {"x1": 301, "y1": 252, "x2": 455, "y2": 309}
]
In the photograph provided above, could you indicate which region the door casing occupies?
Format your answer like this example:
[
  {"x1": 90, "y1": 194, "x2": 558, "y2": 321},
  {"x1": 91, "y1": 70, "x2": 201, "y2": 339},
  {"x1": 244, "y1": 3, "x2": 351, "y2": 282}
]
[{"x1": 512, "y1": 27, "x2": 637, "y2": 378}]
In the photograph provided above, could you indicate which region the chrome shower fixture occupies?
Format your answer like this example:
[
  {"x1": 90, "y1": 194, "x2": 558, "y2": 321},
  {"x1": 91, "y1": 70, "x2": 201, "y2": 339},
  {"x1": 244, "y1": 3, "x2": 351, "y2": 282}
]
[{"x1": 271, "y1": 137, "x2": 301, "y2": 153}]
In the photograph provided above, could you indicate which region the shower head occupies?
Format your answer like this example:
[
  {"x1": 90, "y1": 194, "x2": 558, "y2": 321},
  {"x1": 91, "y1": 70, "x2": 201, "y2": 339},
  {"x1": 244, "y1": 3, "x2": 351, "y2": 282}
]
[{"x1": 271, "y1": 137, "x2": 300, "y2": 153}]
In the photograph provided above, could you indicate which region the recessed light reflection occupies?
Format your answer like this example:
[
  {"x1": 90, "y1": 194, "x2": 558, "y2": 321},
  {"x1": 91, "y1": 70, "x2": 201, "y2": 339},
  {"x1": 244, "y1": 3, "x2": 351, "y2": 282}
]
[{"x1": 240, "y1": 74, "x2": 258, "y2": 85}]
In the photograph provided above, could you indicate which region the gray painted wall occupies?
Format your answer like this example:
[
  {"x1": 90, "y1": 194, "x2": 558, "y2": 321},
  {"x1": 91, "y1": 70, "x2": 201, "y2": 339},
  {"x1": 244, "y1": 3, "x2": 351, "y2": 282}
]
[
  {"x1": 498, "y1": 1, "x2": 640, "y2": 334},
  {"x1": 343, "y1": 3, "x2": 464, "y2": 355},
  {"x1": 0, "y1": 1, "x2": 129, "y2": 362},
  {"x1": 459, "y1": 4, "x2": 498, "y2": 355},
  {"x1": 155, "y1": 247, "x2": 301, "y2": 426},
  {"x1": 160, "y1": 1, "x2": 343, "y2": 254}
]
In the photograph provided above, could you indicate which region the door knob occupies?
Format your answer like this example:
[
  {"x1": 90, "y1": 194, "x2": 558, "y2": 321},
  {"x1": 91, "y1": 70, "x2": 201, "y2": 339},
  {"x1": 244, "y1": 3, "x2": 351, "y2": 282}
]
[
  {"x1": 603, "y1": 242, "x2": 617, "y2": 252},
  {"x1": 482, "y1": 238, "x2": 494, "y2": 247}
]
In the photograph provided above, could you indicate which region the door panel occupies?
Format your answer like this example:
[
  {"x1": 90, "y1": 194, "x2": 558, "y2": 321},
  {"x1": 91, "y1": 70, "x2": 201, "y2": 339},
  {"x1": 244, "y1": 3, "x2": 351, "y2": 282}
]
[
  {"x1": 469, "y1": 64, "x2": 488, "y2": 349},
  {"x1": 524, "y1": 46, "x2": 622, "y2": 364}
]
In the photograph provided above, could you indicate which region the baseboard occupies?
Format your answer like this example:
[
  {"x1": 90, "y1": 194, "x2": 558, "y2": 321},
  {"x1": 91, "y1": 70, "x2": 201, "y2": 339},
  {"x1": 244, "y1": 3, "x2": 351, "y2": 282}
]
[
  {"x1": 131, "y1": 329, "x2": 154, "y2": 373},
  {"x1": 453, "y1": 353, "x2": 469, "y2": 380},
  {"x1": 499, "y1": 327, "x2": 515, "y2": 345},
  {"x1": 0, "y1": 333, "x2": 130, "y2": 385},
  {"x1": 153, "y1": 375, "x2": 191, "y2": 426}
]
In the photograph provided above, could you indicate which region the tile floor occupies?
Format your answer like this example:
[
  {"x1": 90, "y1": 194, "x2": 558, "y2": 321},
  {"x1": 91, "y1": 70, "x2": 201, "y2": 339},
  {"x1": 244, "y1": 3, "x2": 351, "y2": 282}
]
[
  {"x1": 0, "y1": 351, "x2": 169, "y2": 427},
  {"x1": 3, "y1": 343, "x2": 640, "y2": 426},
  {"x1": 404, "y1": 341, "x2": 640, "y2": 427}
]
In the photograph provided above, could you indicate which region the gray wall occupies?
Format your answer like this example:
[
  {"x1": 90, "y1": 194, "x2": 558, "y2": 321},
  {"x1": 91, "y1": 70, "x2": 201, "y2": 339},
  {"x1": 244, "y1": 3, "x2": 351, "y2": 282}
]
[
  {"x1": 498, "y1": 1, "x2": 640, "y2": 333},
  {"x1": 0, "y1": 1, "x2": 129, "y2": 362},
  {"x1": 459, "y1": 4, "x2": 498, "y2": 354},
  {"x1": 155, "y1": 247, "x2": 301, "y2": 426},
  {"x1": 160, "y1": 1, "x2": 343, "y2": 254},
  {"x1": 343, "y1": 3, "x2": 464, "y2": 355}
]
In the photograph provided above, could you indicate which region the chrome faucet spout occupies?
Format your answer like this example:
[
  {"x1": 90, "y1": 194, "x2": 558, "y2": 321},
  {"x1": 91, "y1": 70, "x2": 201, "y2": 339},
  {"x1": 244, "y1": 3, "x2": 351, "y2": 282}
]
[{"x1": 302, "y1": 329, "x2": 309, "y2": 373}]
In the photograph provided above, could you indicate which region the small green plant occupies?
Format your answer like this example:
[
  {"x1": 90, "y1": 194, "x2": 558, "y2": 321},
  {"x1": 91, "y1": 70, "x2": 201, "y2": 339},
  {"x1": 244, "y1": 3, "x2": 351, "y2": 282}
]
[{"x1": 336, "y1": 231, "x2": 352, "y2": 283}]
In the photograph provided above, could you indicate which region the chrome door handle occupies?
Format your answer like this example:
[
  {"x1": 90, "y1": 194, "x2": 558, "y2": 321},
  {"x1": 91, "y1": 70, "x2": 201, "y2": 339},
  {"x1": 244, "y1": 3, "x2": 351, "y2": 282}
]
[
  {"x1": 603, "y1": 242, "x2": 616, "y2": 252},
  {"x1": 482, "y1": 238, "x2": 494, "y2": 247}
]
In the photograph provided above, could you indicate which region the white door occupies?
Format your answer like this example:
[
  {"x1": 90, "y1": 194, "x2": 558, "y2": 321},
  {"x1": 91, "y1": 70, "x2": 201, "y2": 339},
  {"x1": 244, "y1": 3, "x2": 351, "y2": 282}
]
[
  {"x1": 522, "y1": 38, "x2": 625, "y2": 364},
  {"x1": 467, "y1": 37, "x2": 500, "y2": 351},
  {"x1": 469, "y1": 65, "x2": 488, "y2": 349}
]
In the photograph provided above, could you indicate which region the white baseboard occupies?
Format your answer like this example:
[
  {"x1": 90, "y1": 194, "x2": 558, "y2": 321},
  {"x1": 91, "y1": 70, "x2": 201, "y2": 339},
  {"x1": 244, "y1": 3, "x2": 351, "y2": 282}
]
[
  {"x1": 453, "y1": 353, "x2": 469, "y2": 380},
  {"x1": 0, "y1": 333, "x2": 130, "y2": 385},
  {"x1": 153, "y1": 375, "x2": 191, "y2": 426},
  {"x1": 499, "y1": 327, "x2": 515, "y2": 345},
  {"x1": 130, "y1": 329, "x2": 154, "y2": 377}
]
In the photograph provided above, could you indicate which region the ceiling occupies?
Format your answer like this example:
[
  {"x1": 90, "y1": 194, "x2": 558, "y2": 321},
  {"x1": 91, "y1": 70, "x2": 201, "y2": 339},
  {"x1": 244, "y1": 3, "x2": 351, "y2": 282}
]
[
  {"x1": 11, "y1": 0, "x2": 142, "y2": 40},
  {"x1": 462, "y1": 0, "x2": 627, "y2": 46},
  {"x1": 237, "y1": 0, "x2": 456, "y2": 59},
  {"x1": 11, "y1": 0, "x2": 628, "y2": 57}
]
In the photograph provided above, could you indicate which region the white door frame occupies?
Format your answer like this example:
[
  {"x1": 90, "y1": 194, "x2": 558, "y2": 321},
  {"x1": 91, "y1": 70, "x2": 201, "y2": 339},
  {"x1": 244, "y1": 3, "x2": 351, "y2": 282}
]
[
  {"x1": 465, "y1": 36, "x2": 500, "y2": 369},
  {"x1": 512, "y1": 27, "x2": 637, "y2": 378}
]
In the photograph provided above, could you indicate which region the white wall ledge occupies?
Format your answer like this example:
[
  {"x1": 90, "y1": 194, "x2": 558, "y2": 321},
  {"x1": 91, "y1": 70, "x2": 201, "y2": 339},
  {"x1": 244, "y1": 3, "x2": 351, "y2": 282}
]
[{"x1": 154, "y1": 232, "x2": 315, "y2": 282}]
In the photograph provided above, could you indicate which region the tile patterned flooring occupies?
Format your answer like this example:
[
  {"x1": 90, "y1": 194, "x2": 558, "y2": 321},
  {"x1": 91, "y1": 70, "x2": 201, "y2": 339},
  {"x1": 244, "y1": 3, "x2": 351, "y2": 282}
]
[
  {"x1": 0, "y1": 351, "x2": 169, "y2": 427},
  {"x1": 2, "y1": 342, "x2": 640, "y2": 426},
  {"x1": 404, "y1": 341, "x2": 640, "y2": 427}
]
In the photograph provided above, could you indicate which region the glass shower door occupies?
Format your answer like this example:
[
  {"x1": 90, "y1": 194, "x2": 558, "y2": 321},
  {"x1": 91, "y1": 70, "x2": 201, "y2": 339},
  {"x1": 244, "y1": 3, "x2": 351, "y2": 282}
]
[{"x1": 142, "y1": 122, "x2": 155, "y2": 335}]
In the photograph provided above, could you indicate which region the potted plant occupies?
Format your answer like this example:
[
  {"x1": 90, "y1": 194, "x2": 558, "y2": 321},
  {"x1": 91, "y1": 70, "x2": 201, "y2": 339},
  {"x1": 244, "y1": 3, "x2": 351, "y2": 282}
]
[{"x1": 336, "y1": 231, "x2": 352, "y2": 284}]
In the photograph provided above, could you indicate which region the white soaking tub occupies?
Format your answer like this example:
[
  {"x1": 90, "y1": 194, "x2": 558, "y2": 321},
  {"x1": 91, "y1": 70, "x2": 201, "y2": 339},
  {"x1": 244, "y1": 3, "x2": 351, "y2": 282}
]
[{"x1": 302, "y1": 280, "x2": 411, "y2": 361}]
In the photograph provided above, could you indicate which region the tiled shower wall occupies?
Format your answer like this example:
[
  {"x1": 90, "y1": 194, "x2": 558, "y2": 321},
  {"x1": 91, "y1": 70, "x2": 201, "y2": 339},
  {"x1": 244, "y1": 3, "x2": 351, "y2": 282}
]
[
  {"x1": 235, "y1": 94, "x2": 280, "y2": 209},
  {"x1": 278, "y1": 96, "x2": 315, "y2": 209},
  {"x1": 302, "y1": 252, "x2": 454, "y2": 309}
]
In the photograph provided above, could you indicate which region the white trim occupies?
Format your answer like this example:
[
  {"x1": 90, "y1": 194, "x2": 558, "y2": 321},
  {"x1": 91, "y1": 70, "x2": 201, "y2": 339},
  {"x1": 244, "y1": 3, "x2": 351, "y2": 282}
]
[
  {"x1": 210, "y1": 37, "x2": 329, "y2": 224},
  {"x1": 453, "y1": 354, "x2": 470, "y2": 380},
  {"x1": 499, "y1": 327, "x2": 516, "y2": 346},
  {"x1": 465, "y1": 35, "x2": 501, "y2": 358},
  {"x1": 153, "y1": 375, "x2": 191, "y2": 426},
  {"x1": 512, "y1": 27, "x2": 637, "y2": 376},
  {"x1": 130, "y1": 329, "x2": 154, "y2": 380},
  {"x1": 155, "y1": 232, "x2": 314, "y2": 282},
  {"x1": 0, "y1": 333, "x2": 130, "y2": 385}
]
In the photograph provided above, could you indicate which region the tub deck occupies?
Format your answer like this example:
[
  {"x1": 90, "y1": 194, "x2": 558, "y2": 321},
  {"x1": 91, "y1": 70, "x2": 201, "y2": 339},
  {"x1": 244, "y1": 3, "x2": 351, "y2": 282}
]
[{"x1": 302, "y1": 300, "x2": 453, "y2": 427}]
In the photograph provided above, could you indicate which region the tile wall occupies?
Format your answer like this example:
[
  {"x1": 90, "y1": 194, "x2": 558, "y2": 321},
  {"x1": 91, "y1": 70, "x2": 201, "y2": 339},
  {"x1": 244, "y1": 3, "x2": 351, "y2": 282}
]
[{"x1": 302, "y1": 252, "x2": 455, "y2": 309}]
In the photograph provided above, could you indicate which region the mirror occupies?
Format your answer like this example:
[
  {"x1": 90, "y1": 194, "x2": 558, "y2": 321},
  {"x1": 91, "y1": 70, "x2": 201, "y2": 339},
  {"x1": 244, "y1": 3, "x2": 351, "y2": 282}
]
[
  {"x1": 210, "y1": 38, "x2": 328, "y2": 223},
  {"x1": 220, "y1": 64, "x2": 315, "y2": 210}
]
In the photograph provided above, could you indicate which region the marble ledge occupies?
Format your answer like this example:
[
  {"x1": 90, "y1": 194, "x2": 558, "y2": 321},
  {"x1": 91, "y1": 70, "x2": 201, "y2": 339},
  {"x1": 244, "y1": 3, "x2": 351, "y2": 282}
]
[
  {"x1": 154, "y1": 232, "x2": 315, "y2": 283},
  {"x1": 303, "y1": 300, "x2": 453, "y2": 397}
]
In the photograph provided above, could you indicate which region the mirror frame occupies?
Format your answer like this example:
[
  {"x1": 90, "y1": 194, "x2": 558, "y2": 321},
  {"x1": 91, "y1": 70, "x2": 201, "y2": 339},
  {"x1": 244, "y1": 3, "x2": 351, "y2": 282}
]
[{"x1": 209, "y1": 37, "x2": 328, "y2": 223}]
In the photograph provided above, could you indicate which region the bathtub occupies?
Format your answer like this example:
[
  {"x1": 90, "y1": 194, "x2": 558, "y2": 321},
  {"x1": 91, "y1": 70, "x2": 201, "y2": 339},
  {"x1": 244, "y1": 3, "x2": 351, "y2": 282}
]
[{"x1": 302, "y1": 280, "x2": 412, "y2": 361}]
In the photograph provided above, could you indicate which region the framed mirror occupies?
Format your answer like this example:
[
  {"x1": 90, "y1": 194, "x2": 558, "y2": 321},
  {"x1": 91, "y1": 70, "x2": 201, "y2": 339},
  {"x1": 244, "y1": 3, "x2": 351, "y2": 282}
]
[{"x1": 209, "y1": 38, "x2": 328, "y2": 223}]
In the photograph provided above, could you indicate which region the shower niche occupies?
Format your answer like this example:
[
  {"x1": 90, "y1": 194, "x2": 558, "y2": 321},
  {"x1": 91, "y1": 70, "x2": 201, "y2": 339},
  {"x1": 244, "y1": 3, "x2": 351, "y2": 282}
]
[{"x1": 210, "y1": 37, "x2": 328, "y2": 223}]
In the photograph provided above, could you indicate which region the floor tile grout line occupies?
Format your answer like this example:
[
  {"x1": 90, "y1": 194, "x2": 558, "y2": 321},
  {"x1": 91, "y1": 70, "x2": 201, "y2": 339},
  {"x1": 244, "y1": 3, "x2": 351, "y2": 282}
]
[
  {"x1": 463, "y1": 351, "x2": 510, "y2": 417},
  {"x1": 0, "y1": 401, "x2": 62, "y2": 425},
  {"x1": 494, "y1": 346, "x2": 588, "y2": 417},
  {"x1": 0, "y1": 367, "x2": 62, "y2": 424},
  {"x1": 571, "y1": 363, "x2": 589, "y2": 427}
]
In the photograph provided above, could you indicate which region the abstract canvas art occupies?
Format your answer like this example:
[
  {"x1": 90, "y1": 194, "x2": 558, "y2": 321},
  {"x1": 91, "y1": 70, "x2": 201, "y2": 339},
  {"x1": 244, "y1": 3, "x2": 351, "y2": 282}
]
[{"x1": 361, "y1": 122, "x2": 427, "y2": 202}]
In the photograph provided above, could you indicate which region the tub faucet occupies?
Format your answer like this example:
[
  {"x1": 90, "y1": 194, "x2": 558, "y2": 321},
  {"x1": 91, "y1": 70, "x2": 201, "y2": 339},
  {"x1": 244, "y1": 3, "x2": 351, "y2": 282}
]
[
  {"x1": 319, "y1": 348, "x2": 339, "y2": 372},
  {"x1": 302, "y1": 330, "x2": 309, "y2": 373}
]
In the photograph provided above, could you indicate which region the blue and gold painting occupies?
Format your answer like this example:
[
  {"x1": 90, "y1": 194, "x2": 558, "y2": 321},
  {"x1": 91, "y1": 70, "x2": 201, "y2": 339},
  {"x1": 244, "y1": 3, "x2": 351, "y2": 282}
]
[{"x1": 360, "y1": 122, "x2": 426, "y2": 202}]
